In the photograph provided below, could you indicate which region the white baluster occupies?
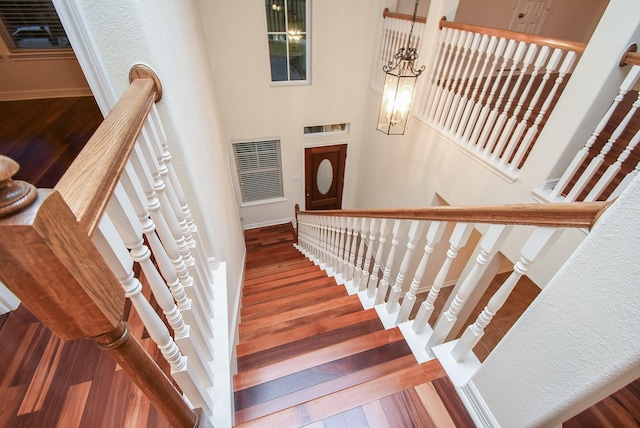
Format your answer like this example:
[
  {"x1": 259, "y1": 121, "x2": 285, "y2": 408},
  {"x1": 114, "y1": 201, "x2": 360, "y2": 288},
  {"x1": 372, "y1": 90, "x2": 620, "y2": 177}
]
[
  {"x1": 609, "y1": 160, "x2": 640, "y2": 200},
  {"x1": 366, "y1": 219, "x2": 390, "y2": 303},
  {"x1": 475, "y1": 39, "x2": 518, "y2": 152},
  {"x1": 566, "y1": 89, "x2": 640, "y2": 201},
  {"x1": 446, "y1": 33, "x2": 483, "y2": 132},
  {"x1": 386, "y1": 221, "x2": 422, "y2": 317},
  {"x1": 426, "y1": 224, "x2": 511, "y2": 355},
  {"x1": 432, "y1": 30, "x2": 464, "y2": 125},
  {"x1": 335, "y1": 217, "x2": 347, "y2": 282},
  {"x1": 357, "y1": 218, "x2": 379, "y2": 293},
  {"x1": 93, "y1": 214, "x2": 213, "y2": 415},
  {"x1": 352, "y1": 218, "x2": 370, "y2": 289},
  {"x1": 397, "y1": 221, "x2": 447, "y2": 325},
  {"x1": 509, "y1": 49, "x2": 577, "y2": 172},
  {"x1": 499, "y1": 45, "x2": 551, "y2": 167},
  {"x1": 464, "y1": 37, "x2": 506, "y2": 146},
  {"x1": 585, "y1": 127, "x2": 640, "y2": 201},
  {"x1": 342, "y1": 217, "x2": 355, "y2": 280},
  {"x1": 491, "y1": 43, "x2": 539, "y2": 163},
  {"x1": 346, "y1": 218, "x2": 360, "y2": 283},
  {"x1": 375, "y1": 220, "x2": 402, "y2": 306},
  {"x1": 420, "y1": 27, "x2": 449, "y2": 118},
  {"x1": 451, "y1": 227, "x2": 559, "y2": 361},
  {"x1": 128, "y1": 145, "x2": 214, "y2": 337},
  {"x1": 551, "y1": 66, "x2": 640, "y2": 199},
  {"x1": 437, "y1": 31, "x2": 473, "y2": 128},
  {"x1": 107, "y1": 183, "x2": 215, "y2": 387},
  {"x1": 427, "y1": 29, "x2": 457, "y2": 122},
  {"x1": 412, "y1": 223, "x2": 475, "y2": 334}
]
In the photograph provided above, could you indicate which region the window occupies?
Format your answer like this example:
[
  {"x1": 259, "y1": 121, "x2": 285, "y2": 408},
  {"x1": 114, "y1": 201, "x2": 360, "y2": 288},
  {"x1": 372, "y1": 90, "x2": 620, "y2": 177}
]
[
  {"x1": 0, "y1": 1, "x2": 71, "y2": 51},
  {"x1": 233, "y1": 140, "x2": 285, "y2": 205},
  {"x1": 304, "y1": 123, "x2": 349, "y2": 136},
  {"x1": 265, "y1": 0, "x2": 309, "y2": 84}
]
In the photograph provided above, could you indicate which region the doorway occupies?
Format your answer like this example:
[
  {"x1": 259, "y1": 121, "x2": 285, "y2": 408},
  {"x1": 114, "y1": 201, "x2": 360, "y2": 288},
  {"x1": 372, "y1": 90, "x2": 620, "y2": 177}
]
[{"x1": 304, "y1": 144, "x2": 347, "y2": 210}]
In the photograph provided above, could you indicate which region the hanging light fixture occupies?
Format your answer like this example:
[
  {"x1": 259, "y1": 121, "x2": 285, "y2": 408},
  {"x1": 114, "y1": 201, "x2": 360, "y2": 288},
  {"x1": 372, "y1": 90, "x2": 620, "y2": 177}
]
[{"x1": 377, "y1": 0, "x2": 425, "y2": 135}]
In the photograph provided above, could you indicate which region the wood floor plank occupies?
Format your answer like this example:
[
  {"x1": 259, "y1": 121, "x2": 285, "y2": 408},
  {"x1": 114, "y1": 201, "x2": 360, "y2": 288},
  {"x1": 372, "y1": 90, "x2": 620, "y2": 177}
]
[
  {"x1": 55, "y1": 381, "x2": 91, "y2": 428},
  {"x1": 380, "y1": 388, "x2": 436, "y2": 428},
  {"x1": 237, "y1": 309, "x2": 380, "y2": 358},
  {"x1": 235, "y1": 328, "x2": 406, "y2": 391},
  {"x1": 242, "y1": 276, "x2": 338, "y2": 308},
  {"x1": 243, "y1": 269, "x2": 327, "y2": 293},
  {"x1": 342, "y1": 406, "x2": 369, "y2": 427},
  {"x1": 234, "y1": 360, "x2": 447, "y2": 427},
  {"x1": 235, "y1": 355, "x2": 417, "y2": 424},
  {"x1": 362, "y1": 401, "x2": 391, "y2": 428},
  {"x1": 431, "y1": 377, "x2": 475, "y2": 428},
  {"x1": 414, "y1": 382, "x2": 456, "y2": 428},
  {"x1": 244, "y1": 261, "x2": 317, "y2": 283}
]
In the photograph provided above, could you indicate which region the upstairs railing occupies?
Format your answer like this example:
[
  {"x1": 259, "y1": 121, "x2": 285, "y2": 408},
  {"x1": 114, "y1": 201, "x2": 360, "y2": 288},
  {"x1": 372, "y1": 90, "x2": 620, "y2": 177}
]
[
  {"x1": 537, "y1": 50, "x2": 640, "y2": 203},
  {"x1": 416, "y1": 18, "x2": 584, "y2": 181},
  {"x1": 0, "y1": 66, "x2": 223, "y2": 427},
  {"x1": 371, "y1": 8, "x2": 426, "y2": 94},
  {"x1": 294, "y1": 201, "x2": 609, "y2": 385}
]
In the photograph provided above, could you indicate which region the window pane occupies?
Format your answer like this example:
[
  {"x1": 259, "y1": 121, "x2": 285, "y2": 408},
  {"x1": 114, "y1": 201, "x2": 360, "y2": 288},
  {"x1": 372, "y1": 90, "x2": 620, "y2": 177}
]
[
  {"x1": 268, "y1": 34, "x2": 288, "y2": 81},
  {"x1": 288, "y1": 34, "x2": 306, "y2": 81},
  {"x1": 0, "y1": 1, "x2": 71, "y2": 50},
  {"x1": 265, "y1": 0, "x2": 285, "y2": 32},
  {"x1": 288, "y1": 0, "x2": 305, "y2": 33}
]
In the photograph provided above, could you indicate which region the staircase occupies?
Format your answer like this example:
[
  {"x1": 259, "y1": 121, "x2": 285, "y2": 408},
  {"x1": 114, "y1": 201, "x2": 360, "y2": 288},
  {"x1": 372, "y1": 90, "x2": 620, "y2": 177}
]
[{"x1": 234, "y1": 224, "x2": 474, "y2": 427}]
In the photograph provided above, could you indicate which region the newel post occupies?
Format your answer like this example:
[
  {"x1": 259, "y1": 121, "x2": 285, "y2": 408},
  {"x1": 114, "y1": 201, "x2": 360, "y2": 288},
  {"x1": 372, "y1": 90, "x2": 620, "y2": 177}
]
[{"x1": 0, "y1": 155, "x2": 200, "y2": 428}]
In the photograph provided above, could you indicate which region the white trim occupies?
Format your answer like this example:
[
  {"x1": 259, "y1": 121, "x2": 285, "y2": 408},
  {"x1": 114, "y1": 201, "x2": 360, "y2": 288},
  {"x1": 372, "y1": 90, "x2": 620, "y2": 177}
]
[
  {"x1": 0, "y1": 87, "x2": 92, "y2": 101},
  {"x1": 52, "y1": 0, "x2": 118, "y2": 116},
  {"x1": 7, "y1": 49, "x2": 76, "y2": 61},
  {"x1": 243, "y1": 217, "x2": 294, "y2": 230},
  {"x1": 0, "y1": 282, "x2": 20, "y2": 315},
  {"x1": 459, "y1": 381, "x2": 501, "y2": 428},
  {"x1": 240, "y1": 197, "x2": 286, "y2": 208}
]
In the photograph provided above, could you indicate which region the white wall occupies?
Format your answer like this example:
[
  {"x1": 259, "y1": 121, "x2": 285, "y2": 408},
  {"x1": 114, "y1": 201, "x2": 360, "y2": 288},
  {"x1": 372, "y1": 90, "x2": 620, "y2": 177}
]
[
  {"x1": 197, "y1": 0, "x2": 384, "y2": 229},
  {"x1": 71, "y1": 0, "x2": 246, "y2": 337},
  {"x1": 467, "y1": 163, "x2": 640, "y2": 427}
]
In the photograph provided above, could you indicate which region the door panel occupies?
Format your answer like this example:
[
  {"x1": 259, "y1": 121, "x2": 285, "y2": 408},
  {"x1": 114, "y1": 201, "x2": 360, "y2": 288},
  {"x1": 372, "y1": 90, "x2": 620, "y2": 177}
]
[
  {"x1": 305, "y1": 144, "x2": 347, "y2": 210},
  {"x1": 509, "y1": 0, "x2": 552, "y2": 34}
]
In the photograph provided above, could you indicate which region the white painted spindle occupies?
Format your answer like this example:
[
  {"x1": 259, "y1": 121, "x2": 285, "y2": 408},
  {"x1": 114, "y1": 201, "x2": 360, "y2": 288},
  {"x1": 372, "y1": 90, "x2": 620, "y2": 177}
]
[
  {"x1": 375, "y1": 220, "x2": 402, "y2": 306},
  {"x1": 386, "y1": 221, "x2": 422, "y2": 316}
]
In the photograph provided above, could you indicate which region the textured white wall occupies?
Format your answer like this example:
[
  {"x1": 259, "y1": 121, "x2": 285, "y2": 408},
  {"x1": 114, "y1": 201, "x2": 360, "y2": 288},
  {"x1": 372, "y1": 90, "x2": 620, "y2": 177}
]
[{"x1": 74, "y1": 0, "x2": 246, "y2": 334}]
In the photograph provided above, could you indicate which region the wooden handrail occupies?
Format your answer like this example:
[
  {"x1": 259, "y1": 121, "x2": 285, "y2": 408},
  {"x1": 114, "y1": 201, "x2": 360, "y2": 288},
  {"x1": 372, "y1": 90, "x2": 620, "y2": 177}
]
[
  {"x1": 383, "y1": 7, "x2": 426, "y2": 24},
  {"x1": 439, "y1": 17, "x2": 586, "y2": 54},
  {"x1": 623, "y1": 51, "x2": 640, "y2": 67},
  {"x1": 55, "y1": 75, "x2": 159, "y2": 237},
  {"x1": 298, "y1": 201, "x2": 611, "y2": 231}
]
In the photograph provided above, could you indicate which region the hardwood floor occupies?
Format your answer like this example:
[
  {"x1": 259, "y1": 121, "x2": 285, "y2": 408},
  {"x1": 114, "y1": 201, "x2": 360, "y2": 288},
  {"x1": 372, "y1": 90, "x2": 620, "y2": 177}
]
[{"x1": 235, "y1": 224, "x2": 474, "y2": 427}]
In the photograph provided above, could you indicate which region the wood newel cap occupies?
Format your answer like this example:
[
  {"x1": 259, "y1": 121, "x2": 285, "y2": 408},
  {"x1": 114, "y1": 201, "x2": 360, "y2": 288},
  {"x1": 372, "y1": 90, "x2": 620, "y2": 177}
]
[
  {"x1": 129, "y1": 63, "x2": 163, "y2": 102},
  {"x1": 0, "y1": 154, "x2": 37, "y2": 217}
]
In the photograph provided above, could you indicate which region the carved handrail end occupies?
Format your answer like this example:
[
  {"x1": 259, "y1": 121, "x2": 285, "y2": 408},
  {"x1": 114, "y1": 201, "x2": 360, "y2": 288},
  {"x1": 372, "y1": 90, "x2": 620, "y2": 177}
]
[
  {"x1": 0, "y1": 155, "x2": 37, "y2": 217},
  {"x1": 129, "y1": 63, "x2": 163, "y2": 102},
  {"x1": 620, "y1": 44, "x2": 639, "y2": 67}
]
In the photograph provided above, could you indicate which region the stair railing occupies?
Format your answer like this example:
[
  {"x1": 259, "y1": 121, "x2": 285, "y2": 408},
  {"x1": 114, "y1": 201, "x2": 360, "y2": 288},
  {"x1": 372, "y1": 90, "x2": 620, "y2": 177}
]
[
  {"x1": 0, "y1": 65, "x2": 221, "y2": 427},
  {"x1": 415, "y1": 17, "x2": 585, "y2": 180},
  {"x1": 538, "y1": 50, "x2": 640, "y2": 203},
  {"x1": 294, "y1": 201, "x2": 610, "y2": 385}
]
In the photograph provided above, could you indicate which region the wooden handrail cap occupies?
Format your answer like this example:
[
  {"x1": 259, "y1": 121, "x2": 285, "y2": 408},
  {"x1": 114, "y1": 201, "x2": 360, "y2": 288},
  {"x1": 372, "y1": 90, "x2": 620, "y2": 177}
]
[{"x1": 0, "y1": 154, "x2": 37, "y2": 217}]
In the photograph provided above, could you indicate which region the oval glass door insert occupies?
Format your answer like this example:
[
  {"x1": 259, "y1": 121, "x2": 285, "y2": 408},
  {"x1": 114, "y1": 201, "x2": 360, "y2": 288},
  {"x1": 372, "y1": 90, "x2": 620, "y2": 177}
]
[{"x1": 316, "y1": 159, "x2": 334, "y2": 195}]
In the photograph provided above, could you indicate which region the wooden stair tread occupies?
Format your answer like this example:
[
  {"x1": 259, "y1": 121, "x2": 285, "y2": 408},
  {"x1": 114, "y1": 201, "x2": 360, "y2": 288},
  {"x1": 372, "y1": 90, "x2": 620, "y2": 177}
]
[
  {"x1": 234, "y1": 360, "x2": 447, "y2": 427},
  {"x1": 240, "y1": 276, "x2": 338, "y2": 307},
  {"x1": 244, "y1": 261, "x2": 316, "y2": 283},
  {"x1": 242, "y1": 269, "x2": 326, "y2": 293},
  {"x1": 238, "y1": 294, "x2": 362, "y2": 336},
  {"x1": 236, "y1": 309, "x2": 380, "y2": 358},
  {"x1": 240, "y1": 285, "x2": 348, "y2": 320},
  {"x1": 244, "y1": 258, "x2": 312, "y2": 277},
  {"x1": 235, "y1": 354, "x2": 419, "y2": 423},
  {"x1": 234, "y1": 328, "x2": 406, "y2": 391},
  {"x1": 237, "y1": 314, "x2": 385, "y2": 372}
]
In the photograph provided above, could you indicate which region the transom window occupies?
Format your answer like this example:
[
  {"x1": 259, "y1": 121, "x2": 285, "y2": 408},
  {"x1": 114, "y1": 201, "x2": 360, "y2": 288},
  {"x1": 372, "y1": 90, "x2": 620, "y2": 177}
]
[
  {"x1": 265, "y1": 0, "x2": 310, "y2": 84},
  {"x1": 0, "y1": 0, "x2": 71, "y2": 51}
]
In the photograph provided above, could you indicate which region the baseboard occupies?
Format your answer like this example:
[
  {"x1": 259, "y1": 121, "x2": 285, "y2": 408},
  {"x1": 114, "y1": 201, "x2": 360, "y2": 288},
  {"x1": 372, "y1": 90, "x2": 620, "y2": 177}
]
[
  {"x1": 243, "y1": 217, "x2": 294, "y2": 230},
  {"x1": 459, "y1": 381, "x2": 500, "y2": 428},
  {"x1": 0, "y1": 87, "x2": 93, "y2": 101}
]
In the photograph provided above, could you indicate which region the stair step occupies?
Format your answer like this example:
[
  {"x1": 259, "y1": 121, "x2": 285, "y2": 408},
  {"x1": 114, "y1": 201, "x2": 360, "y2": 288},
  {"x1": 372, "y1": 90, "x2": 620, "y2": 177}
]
[
  {"x1": 237, "y1": 312, "x2": 384, "y2": 371},
  {"x1": 244, "y1": 259, "x2": 313, "y2": 281},
  {"x1": 236, "y1": 309, "x2": 380, "y2": 358},
  {"x1": 239, "y1": 294, "x2": 362, "y2": 340},
  {"x1": 240, "y1": 285, "x2": 347, "y2": 321},
  {"x1": 234, "y1": 359, "x2": 447, "y2": 427},
  {"x1": 241, "y1": 276, "x2": 337, "y2": 308},
  {"x1": 234, "y1": 328, "x2": 406, "y2": 392},
  {"x1": 243, "y1": 267, "x2": 325, "y2": 292}
]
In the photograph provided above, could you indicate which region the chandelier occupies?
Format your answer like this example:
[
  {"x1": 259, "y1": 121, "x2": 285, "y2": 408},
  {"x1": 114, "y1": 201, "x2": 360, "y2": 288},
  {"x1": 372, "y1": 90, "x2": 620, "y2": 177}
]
[{"x1": 377, "y1": 0, "x2": 425, "y2": 135}]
